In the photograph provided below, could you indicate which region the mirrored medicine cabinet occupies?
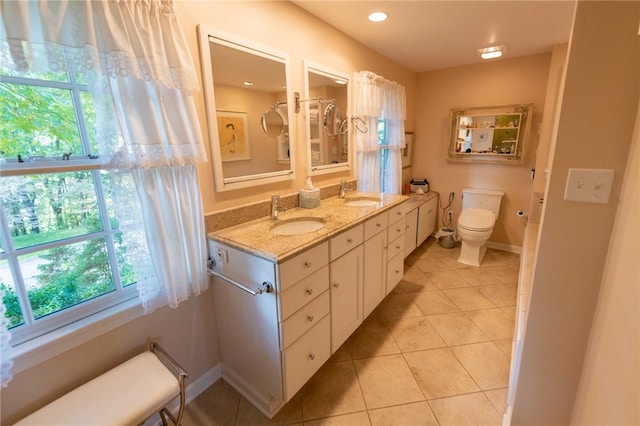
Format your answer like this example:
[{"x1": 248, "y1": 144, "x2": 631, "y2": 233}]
[
  {"x1": 197, "y1": 24, "x2": 296, "y2": 191},
  {"x1": 303, "y1": 62, "x2": 351, "y2": 175},
  {"x1": 447, "y1": 103, "x2": 533, "y2": 164}
]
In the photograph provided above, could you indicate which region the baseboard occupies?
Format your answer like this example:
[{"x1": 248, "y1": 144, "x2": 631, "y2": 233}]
[
  {"x1": 487, "y1": 241, "x2": 522, "y2": 254},
  {"x1": 145, "y1": 363, "x2": 222, "y2": 425}
]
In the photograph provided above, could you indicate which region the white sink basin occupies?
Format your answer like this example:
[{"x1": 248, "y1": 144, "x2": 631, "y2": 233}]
[
  {"x1": 345, "y1": 197, "x2": 382, "y2": 207},
  {"x1": 271, "y1": 217, "x2": 325, "y2": 236}
]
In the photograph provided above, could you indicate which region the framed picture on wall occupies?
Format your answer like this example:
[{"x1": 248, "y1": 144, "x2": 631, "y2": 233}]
[
  {"x1": 216, "y1": 110, "x2": 251, "y2": 161},
  {"x1": 402, "y1": 132, "x2": 414, "y2": 168}
]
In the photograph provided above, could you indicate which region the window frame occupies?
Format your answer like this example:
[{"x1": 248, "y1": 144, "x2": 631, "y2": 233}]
[{"x1": 1, "y1": 70, "x2": 140, "y2": 346}]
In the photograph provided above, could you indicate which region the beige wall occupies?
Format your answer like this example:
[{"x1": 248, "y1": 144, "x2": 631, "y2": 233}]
[
  {"x1": 571, "y1": 101, "x2": 640, "y2": 426},
  {"x1": 178, "y1": 1, "x2": 417, "y2": 213},
  {"x1": 0, "y1": 2, "x2": 417, "y2": 424},
  {"x1": 512, "y1": 2, "x2": 639, "y2": 424},
  {"x1": 412, "y1": 54, "x2": 552, "y2": 248}
]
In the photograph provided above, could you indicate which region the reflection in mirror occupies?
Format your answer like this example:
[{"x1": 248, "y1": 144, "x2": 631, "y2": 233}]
[
  {"x1": 261, "y1": 108, "x2": 285, "y2": 137},
  {"x1": 304, "y1": 62, "x2": 350, "y2": 175},
  {"x1": 447, "y1": 104, "x2": 533, "y2": 164},
  {"x1": 198, "y1": 25, "x2": 294, "y2": 191}
]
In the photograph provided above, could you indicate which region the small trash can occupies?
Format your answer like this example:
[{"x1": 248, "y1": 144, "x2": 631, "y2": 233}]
[{"x1": 435, "y1": 227, "x2": 459, "y2": 249}]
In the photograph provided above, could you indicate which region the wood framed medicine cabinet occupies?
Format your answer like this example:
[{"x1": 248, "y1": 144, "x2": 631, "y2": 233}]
[{"x1": 447, "y1": 103, "x2": 533, "y2": 164}]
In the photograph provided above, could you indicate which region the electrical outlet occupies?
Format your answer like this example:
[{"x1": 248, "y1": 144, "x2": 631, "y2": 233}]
[{"x1": 216, "y1": 248, "x2": 228, "y2": 264}]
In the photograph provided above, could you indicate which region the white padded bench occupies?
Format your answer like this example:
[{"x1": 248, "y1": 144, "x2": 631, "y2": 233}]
[{"x1": 15, "y1": 342, "x2": 188, "y2": 426}]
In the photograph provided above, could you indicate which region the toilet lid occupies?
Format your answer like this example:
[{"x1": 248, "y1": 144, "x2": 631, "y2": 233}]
[{"x1": 459, "y1": 208, "x2": 495, "y2": 231}]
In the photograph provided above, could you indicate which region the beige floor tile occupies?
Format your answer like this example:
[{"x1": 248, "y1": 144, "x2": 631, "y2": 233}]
[
  {"x1": 437, "y1": 254, "x2": 473, "y2": 270},
  {"x1": 353, "y1": 354, "x2": 424, "y2": 409},
  {"x1": 414, "y1": 256, "x2": 450, "y2": 273},
  {"x1": 330, "y1": 341, "x2": 352, "y2": 362},
  {"x1": 484, "y1": 388, "x2": 509, "y2": 417},
  {"x1": 302, "y1": 361, "x2": 366, "y2": 420},
  {"x1": 455, "y1": 267, "x2": 501, "y2": 286},
  {"x1": 476, "y1": 284, "x2": 517, "y2": 307},
  {"x1": 485, "y1": 249, "x2": 520, "y2": 265},
  {"x1": 484, "y1": 265, "x2": 520, "y2": 285},
  {"x1": 408, "y1": 290, "x2": 460, "y2": 316},
  {"x1": 303, "y1": 411, "x2": 370, "y2": 426},
  {"x1": 368, "y1": 401, "x2": 438, "y2": 426},
  {"x1": 443, "y1": 287, "x2": 497, "y2": 311},
  {"x1": 182, "y1": 380, "x2": 240, "y2": 426},
  {"x1": 451, "y1": 342, "x2": 510, "y2": 390},
  {"x1": 404, "y1": 348, "x2": 479, "y2": 399},
  {"x1": 429, "y1": 393, "x2": 502, "y2": 426},
  {"x1": 426, "y1": 312, "x2": 490, "y2": 346},
  {"x1": 466, "y1": 308, "x2": 515, "y2": 341},
  {"x1": 396, "y1": 266, "x2": 439, "y2": 293},
  {"x1": 347, "y1": 318, "x2": 401, "y2": 359},
  {"x1": 367, "y1": 292, "x2": 423, "y2": 326},
  {"x1": 494, "y1": 339, "x2": 513, "y2": 358},
  {"x1": 388, "y1": 316, "x2": 446, "y2": 352},
  {"x1": 425, "y1": 270, "x2": 471, "y2": 289},
  {"x1": 236, "y1": 392, "x2": 302, "y2": 426},
  {"x1": 500, "y1": 306, "x2": 517, "y2": 317}
]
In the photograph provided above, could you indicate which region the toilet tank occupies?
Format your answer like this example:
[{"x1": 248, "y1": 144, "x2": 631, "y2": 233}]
[{"x1": 461, "y1": 188, "x2": 504, "y2": 218}]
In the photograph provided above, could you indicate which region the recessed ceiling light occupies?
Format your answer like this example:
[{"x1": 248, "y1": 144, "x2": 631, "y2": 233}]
[
  {"x1": 243, "y1": 81, "x2": 254, "y2": 86},
  {"x1": 478, "y1": 45, "x2": 506, "y2": 60},
  {"x1": 368, "y1": 12, "x2": 388, "y2": 22}
]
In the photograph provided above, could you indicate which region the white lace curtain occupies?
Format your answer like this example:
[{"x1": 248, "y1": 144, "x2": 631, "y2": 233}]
[
  {"x1": 1, "y1": 0, "x2": 209, "y2": 362},
  {"x1": 353, "y1": 71, "x2": 406, "y2": 194}
]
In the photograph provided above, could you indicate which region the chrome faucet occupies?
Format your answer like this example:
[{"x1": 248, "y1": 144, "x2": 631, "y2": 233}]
[
  {"x1": 339, "y1": 180, "x2": 355, "y2": 198},
  {"x1": 271, "y1": 195, "x2": 286, "y2": 220}
]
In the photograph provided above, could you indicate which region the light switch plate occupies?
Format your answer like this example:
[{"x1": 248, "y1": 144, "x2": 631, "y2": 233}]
[{"x1": 564, "y1": 168, "x2": 615, "y2": 204}]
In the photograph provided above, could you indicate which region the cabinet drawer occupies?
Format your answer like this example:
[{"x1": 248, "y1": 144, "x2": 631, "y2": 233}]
[
  {"x1": 281, "y1": 290, "x2": 329, "y2": 349},
  {"x1": 279, "y1": 241, "x2": 329, "y2": 291},
  {"x1": 386, "y1": 251, "x2": 404, "y2": 294},
  {"x1": 364, "y1": 212, "x2": 388, "y2": 240},
  {"x1": 387, "y1": 217, "x2": 406, "y2": 241},
  {"x1": 282, "y1": 315, "x2": 331, "y2": 400},
  {"x1": 387, "y1": 203, "x2": 406, "y2": 222},
  {"x1": 280, "y1": 266, "x2": 329, "y2": 320},
  {"x1": 330, "y1": 224, "x2": 363, "y2": 261},
  {"x1": 387, "y1": 235, "x2": 404, "y2": 261}
]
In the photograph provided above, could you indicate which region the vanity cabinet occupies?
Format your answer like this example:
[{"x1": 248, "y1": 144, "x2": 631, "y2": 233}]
[
  {"x1": 404, "y1": 208, "x2": 418, "y2": 257},
  {"x1": 386, "y1": 204, "x2": 406, "y2": 293},
  {"x1": 363, "y1": 212, "x2": 389, "y2": 317},
  {"x1": 417, "y1": 197, "x2": 437, "y2": 247}
]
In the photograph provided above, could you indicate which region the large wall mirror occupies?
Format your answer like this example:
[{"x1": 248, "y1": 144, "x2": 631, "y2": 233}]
[
  {"x1": 198, "y1": 25, "x2": 295, "y2": 191},
  {"x1": 447, "y1": 104, "x2": 533, "y2": 164},
  {"x1": 304, "y1": 62, "x2": 351, "y2": 175}
]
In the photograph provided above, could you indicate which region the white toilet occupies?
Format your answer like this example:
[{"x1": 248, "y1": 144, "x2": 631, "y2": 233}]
[{"x1": 457, "y1": 188, "x2": 504, "y2": 266}]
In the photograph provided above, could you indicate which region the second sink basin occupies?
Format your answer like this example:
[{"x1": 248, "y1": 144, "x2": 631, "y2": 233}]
[
  {"x1": 345, "y1": 196, "x2": 382, "y2": 207},
  {"x1": 271, "y1": 217, "x2": 325, "y2": 236}
]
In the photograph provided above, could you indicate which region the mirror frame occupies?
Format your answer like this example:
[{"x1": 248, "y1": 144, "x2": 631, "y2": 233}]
[
  {"x1": 447, "y1": 103, "x2": 533, "y2": 165},
  {"x1": 197, "y1": 24, "x2": 296, "y2": 191},
  {"x1": 303, "y1": 61, "x2": 351, "y2": 176}
]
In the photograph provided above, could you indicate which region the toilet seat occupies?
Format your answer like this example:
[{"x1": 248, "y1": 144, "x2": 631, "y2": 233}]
[{"x1": 459, "y1": 208, "x2": 495, "y2": 232}]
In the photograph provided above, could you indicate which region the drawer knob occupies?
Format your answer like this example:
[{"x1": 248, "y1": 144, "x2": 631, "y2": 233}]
[
  {"x1": 376, "y1": 223, "x2": 382, "y2": 228},
  {"x1": 304, "y1": 261, "x2": 312, "y2": 268},
  {"x1": 397, "y1": 211, "x2": 402, "y2": 215},
  {"x1": 347, "y1": 238, "x2": 353, "y2": 243},
  {"x1": 307, "y1": 315, "x2": 314, "y2": 322},
  {"x1": 396, "y1": 245, "x2": 401, "y2": 250},
  {"x1": 306, "y1": 288, "x2": 313, "y2": 295},
  {"x1": 395, "y1": 269, "x2": 400, "y2": 274},
  {"x1": 308, "y1": 353, "x2": 316, "y2": 360},
  {"x1": 333, "y1": 282, "x2": 340, "y2": 289},
  {"x1": 405, "y1": 225, "x2": 410, "y2": 230}
]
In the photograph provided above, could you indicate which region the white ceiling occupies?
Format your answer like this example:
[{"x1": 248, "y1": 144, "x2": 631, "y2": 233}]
[{"x1": 291, "y1": 1, "x2": 576, "y2": 72}]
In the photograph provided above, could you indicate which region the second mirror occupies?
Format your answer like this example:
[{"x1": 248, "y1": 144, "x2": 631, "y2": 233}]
[{"x1": 304, "y1": 62, "x2": 350, "y2": 175}]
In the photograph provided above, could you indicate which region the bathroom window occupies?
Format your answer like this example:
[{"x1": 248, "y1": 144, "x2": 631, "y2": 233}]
[
  {"x1": 0, "y1": 65, "x2": 139, "y2": 345},
  {"x1": 377, "y1": 118, "x2": 392, "y2": 193}
]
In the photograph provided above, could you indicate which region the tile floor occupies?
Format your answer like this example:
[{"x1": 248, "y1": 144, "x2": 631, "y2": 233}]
[{"x1": 183, "y1": 238, "x2": 520, "y2": 426}]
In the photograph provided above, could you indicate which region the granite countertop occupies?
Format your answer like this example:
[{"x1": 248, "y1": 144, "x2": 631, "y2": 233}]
[
  {"x1": 403, "y1": 191, "x2": 438, "y2": 213},
  {"x1": 208, "y1": 192, "x2": 408, "y2": 263}
]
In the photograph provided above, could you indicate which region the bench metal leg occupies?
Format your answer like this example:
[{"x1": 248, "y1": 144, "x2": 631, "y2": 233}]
[{"x1": 149, "y1": 342, "x2": 189, "y2": 425}]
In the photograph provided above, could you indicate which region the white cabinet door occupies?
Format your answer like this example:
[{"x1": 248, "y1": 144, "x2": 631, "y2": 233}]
[
  {"x1": 363, "y1": 230, "x2": 387, "y2": 318},
  {"x1": 330, "y1": 245, "x2": 363, "y2": 353},
  {"x1": 417, "y1": 197, "x2": 437, "y2": 247},
  {"x1": 404, "y1": 208, "x2": 418, "y2": 257}
]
